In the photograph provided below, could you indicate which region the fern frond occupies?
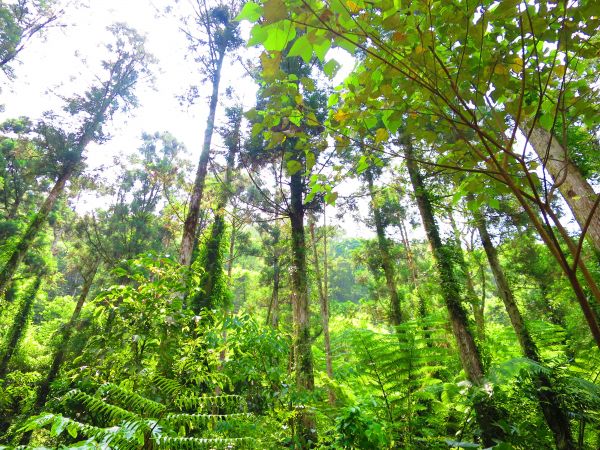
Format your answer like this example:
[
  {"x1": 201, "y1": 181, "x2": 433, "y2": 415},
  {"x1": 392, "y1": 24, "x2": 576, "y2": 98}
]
[
  {"x1": 64, "y1": 389, "x2": 140, "y2": 425},
  {"x1": 19, "y1": 413, "x2": 135, "y2": 449},
  {"x1": 99, "y1": 383, "x2": 166, "y2": 416},
  {"x1": 174, "y1": 393, "x2": 246, "y2": 413},
  {"x1": 156, "y1": 435, "x2": 256, "y2": 449},
  {"x1": 153, "y1": 374, "x2": 187, "y2": 399},
  {"x1": 165, "y1": 412, "x2": 253, "y2": 429}
]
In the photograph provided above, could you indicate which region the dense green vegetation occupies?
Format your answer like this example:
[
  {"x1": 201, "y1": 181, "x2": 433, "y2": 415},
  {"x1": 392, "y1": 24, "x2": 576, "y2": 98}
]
[{"x1": 0, "y1": 0, "x2": 599, "y2": 448}]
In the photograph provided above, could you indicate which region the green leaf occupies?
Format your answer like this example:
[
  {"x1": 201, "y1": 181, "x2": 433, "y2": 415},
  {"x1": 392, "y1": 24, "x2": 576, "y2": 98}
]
[
  {"x1": 287, "y1": 160, "x2": 303, "y2": 175},
  {"x1": 375, "y1": 128, "x2": 389, "y2": 144},
  {"x1": 327, "y1": 92, "x2": 340, "y2": 108},
  {"x1": 288, "y1": 35, "x2": 312, "y2": 63},
  {"x1": 325, "y1": 191, "x2": 338, "y2": 205},
  {"x1": 306, "y1": 151, "x2": 316, "y2": 170},
  {"x1": 50, "y1": 416, "x2": 67, "y2": 437},
  {"x1": 234, "y1": 2, "x2": 262, "y2": 22},
  {"x1": 263, "y1": 21, "x2": 297, "y2": 52},
  {"x1": 313, "y1": 38, "x2": 331, "y2": 62},
  {"x1": 539, "y1": 114, "x2": 554, "y2": 131},
  {"x1": 356, "y1": 156, "x2": 369, "y2": 174},
  {"x1": 67, "y1": 423, "x2": 78, "y2": 438},
  {"x1": 323, "y1": 59, "x2": 341, "y2": 78},
  {"x1": 382, "y1": 110, "x2": 402, "y2": 134}
]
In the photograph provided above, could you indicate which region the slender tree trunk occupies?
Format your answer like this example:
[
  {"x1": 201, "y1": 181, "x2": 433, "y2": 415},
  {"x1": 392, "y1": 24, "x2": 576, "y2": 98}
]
[
  {"x1": 448, "y1": 212, "x2": 485, "y2": 341},
  {"x1": 399, "y1": 219, "x2": 426, "y2": 317},
  {"x1": 365, "y1": 169, "x2": 402, "y2": 326},
  {"x1": 227, "y1": 221, "x2": 236, "y2": 282},
  {"x1": 179, "y1": 50, "x2": 226, "y2": 266},
  {"x1": 33, "y1": 262, "x2": 99, "y2": 411},
  {"x1": 403, "y1": 138, "x2": 505, "y2": 446},
  {"x1": 0, "y1": 276, "x2": 42, "y2": 378},
  {"x1": 191, "y1": 105, "x2": 237, "y2": 314},
  {"x1": 268, "y1": 250, "x2": 281, "y2": 329},
  {"x1": 309, "y1": 214, "x2": 335, "y2": 405},
  {"x1": 526, "y1": 126, "x2": 600, "y2": 253},
  {"x1": 289, "y1": 170, "x2": 316, "y2": 445},
  {"x1": 0, "y1": 165, "x2": 73, "y2": 297},
  {"x1": 473, "y1": 207, "x2": 575, "y2": 449}
]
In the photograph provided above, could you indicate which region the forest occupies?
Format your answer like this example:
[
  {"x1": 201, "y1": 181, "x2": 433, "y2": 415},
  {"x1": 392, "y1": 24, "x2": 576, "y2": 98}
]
[{"x1": 0, "y1": 0, "x2": 599, "y2": 448}]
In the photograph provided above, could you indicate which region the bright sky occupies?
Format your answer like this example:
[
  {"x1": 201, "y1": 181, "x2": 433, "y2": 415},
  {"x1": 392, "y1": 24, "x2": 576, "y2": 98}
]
[{"x1": 0, "y1": 0, "x2": 373, "y2": 238}]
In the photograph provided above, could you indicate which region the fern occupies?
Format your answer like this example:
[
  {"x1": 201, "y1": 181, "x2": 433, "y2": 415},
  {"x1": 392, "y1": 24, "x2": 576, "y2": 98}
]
[
  {"x1": 156, "y1": 435, "x2": 255, "y2": 449},
  {"x1": 332, "y1": 317, "x2": 451, "y2": 444},
  {"x1": 165, "y1": 412, "x2": 253, "y2": 429},
  {"x1": 99, "y1": 383, "x2": 166, "y2": 417},
  {"x1": 174, "y1": 393, "x2": 247, "y2": 413},
  {"x1": 19, "y1": 379, "x2": 259, "y2": 449}
]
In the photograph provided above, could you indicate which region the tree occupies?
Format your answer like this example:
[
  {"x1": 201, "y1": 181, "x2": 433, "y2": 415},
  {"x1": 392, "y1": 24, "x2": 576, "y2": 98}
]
[
  {"x1": 0, "y1": 24, "x2": 154, "y2": 297},
  {"x1": 178, "y1": 0, "x2": 243, "y2": 266},
  {"x1": 241, "y1": 0, "x2": 600, "y2": 349},
  {"x1": 403, "y1": 136, "x2": 506, "y2": 446},
  {"x1": 0, "y1": 0, "x2": 61, "y2": 77},
  {"x1": 472, "y1": 204, "x2": 575, "y2": 449},
  {"x1": 191, "y1": 105, "x2": 242, "y2": 314},
  {"x1": 364, "y1": 167, "x2": 402, "y2": 326}
]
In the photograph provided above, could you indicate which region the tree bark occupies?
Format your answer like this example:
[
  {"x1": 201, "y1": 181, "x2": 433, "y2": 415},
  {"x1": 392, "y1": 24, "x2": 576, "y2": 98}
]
[
  {"x1": 179, "y1": 50, "x2": 226, "y2": 266},
  {"x1": 33, "y1": 262, "x2": 99, "y2": 411},
  {"x1": 309, "y1": 214, "x2": 335, "y2": 405},
  {"x1": 268, "y1": 248, "x2": 281, "y2": 329},
  {"x1": 0, "y1": 165, "x2": 73, "y2": 297},
  {"x1": 473, "y1": 207, "x2": 575, "y2": 450},
  {"x1": 526, "y1": 126, "x2": 600, "y2": 253},
  {"x1": 0, "y1": 276, "x2": 42, "y2": 378},
  {"x1": 365, "y1": 169, "x2": 403, "y2": 326},
  {"x1": 403, "y1": 137, "x2": 505, "y2": 446},
  {"x1": 191, "y1": 103, "x2": 237, "y2": 314},
  {"x1": 289, "y1": 170, "x2": 316, "y2": 445},
  {"x1": 448, "y1": 211, "x2": 485, "y2": 341}
]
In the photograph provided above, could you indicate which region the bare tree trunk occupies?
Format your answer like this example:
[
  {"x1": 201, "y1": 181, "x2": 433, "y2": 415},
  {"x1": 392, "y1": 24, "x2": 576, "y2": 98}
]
[
  {"x1": 473, "y1": 207, "x2": 575, "y2": 450},
  {"x1": 526, "y1": 126, "x2": 600, "y2": 253},
  {"x1": 309, "y1": 214, "x2": 335, "y2": 405},
  {"x1": 289, "y1": 170, "x2": 316, "y2": 445},
  {"x1": 179, "y1": 50, "x2": 226, "y2": 266},
  {"x1": 365, "y1": 169, "x2": 402, "y2": 326},
  {"x1": 403, "y1": 137, "x2": 505, "y2": 446}
]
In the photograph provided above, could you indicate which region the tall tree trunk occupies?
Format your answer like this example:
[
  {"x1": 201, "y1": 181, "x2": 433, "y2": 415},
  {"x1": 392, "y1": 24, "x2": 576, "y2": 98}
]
[
  {"x1": 227, "y1": 221, "x2": 236, "y2": 282},
  {"x1": 190, "y1": 104, "x2": 237, "y2": 314},
  {"x1": 289, "y1": 170, "x2": 316, "y2": 445},
  {"x1": 179, "y1": 50, "x2": 226, "y2": 266},
  {"x1": 526, "y1": 126, "x2": 600, "y2": 253},
  {"x1": 473, "y1": 208, "x2": 575, "y2": 450},
  {"x1": 267, "y1": 248, "x2": 281, "y2": 329},
  {"x1": 33, "y1": 262, "x2": 99, "y2": 411},
  {"x1": 309, "y1": 214, "x2": 335, "y2": 405},
  {"x1": 365, "y1": 169, "x2": 402, "y2": 326},
  {"x1": 0, "y1": 276, "x2": 42, "y2": 378},
  {"x1": 0, "y1": 165, "x2": 73, "y2": 297},
  {"x1": 403, "y1": 138, "x2": 506, "y2": 446},
  {"x1": 448, "y1": 211, "x2": 485, "y2": 341},
  {"x1": 399, "y1": 219, "x2": 426, "y2": 317}
]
